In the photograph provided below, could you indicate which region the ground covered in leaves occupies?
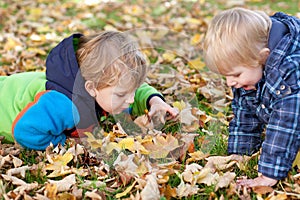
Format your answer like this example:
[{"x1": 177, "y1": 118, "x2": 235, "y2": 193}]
[{"x1": 1, "y1": 0, "x2": 300, "y2": 199}]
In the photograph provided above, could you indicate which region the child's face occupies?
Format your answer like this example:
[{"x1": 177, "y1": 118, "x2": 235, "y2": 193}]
[
  {"x1": 94, "y1": 85, "x2": 135, "y2": 114},
  {"x1": 223, "y1": 65, "x2": 263, "y2": 90}
]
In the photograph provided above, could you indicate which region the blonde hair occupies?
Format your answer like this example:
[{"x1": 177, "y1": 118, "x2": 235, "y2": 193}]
[
  {"x1": 203, "y1": 7, "x2": 271, "y2": 74},
  {"x1": 76, "y1": 31, "x2": 147, "y2": 91}
]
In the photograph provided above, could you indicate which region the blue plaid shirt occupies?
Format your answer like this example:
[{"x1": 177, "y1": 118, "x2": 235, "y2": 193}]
[{"x1": 228, "y1": 12, "x2": 300, "y2": 180}]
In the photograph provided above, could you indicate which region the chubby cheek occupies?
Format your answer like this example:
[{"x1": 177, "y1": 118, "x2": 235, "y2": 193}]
[{"x1": 95, "y1": 97, "x2": 112, "y2": 113}]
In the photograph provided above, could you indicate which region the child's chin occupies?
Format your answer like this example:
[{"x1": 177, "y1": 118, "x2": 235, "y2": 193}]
[{"x1": 111, "y1": 110, "x2": 122, "y2": 115}]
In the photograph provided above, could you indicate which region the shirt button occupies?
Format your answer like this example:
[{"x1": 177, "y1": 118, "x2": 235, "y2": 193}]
[
  {"x1": 261, "y1": 104, "x2": 266, "y2": 109},
  {"x1": 276, "y1": 90, "x2": 280, "y2": 95},
  {"x1": 280, "y1": 85, "x2": 286, "y2": 90}
]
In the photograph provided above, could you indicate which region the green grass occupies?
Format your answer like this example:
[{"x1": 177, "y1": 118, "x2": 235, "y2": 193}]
[
  {"x1": 247, "y1": 0, "x2": 299, "y2": 15},
  {"x1": 205, "y1": 0, "x2": 299, "y2": 17}
]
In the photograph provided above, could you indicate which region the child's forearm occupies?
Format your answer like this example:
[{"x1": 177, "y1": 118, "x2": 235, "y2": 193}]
[{"x1": 13, "y1": 91, "x2": 79, "y2": 150}]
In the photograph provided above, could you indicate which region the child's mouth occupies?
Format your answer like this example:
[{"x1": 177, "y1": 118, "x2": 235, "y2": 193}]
[{"x1": 243, "y1": 85, "x2": 256, "y2": 90}]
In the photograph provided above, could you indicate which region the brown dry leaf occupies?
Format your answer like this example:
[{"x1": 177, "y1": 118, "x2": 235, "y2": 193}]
[
  {"x1": 7, "y1": 165, "x2": 31, "y2": 178},
  {"x1": 186, "y1": 150, "x2": 210, "y2": 164},
  {"x1": 48, "y1": 174, "x2": 76, "y2": 192},
  {"x1": 160, "y1": 184, "x2": 177, "y2": 200},
  {"x1": 182, "y1": 163, "x2": 203, "y2": 184},
  {"x1": 143, "y1": 134, "x2": 180, "y2": 159},
  {"x1": 113, "y1": 153, "x2": 138, "y2": 177},
  {"x1": 215, "y1": 172, "x2": 236, "y2": 191},
  {"x1": 14, "y1": 182, "x2": 39, "y2": 194},
  {"x1": 180, "y1": 110, "x2": 198, "y2": 127},
  {"x1": 252, "y1": 186, "x2": 274, "y2": 195},
  {"x1": 265, "y1": 192, "x2": 288, "y2": 200},
  {"x1": 45, "y1": 183, "x2": 57, "y2": 198},
  {"x1": 196, "y1": 167, "x2": 219, "y2": 186},
  {"x1": 82, "y1": 132, "x2": 102, "y2": 149},
  {"x1": 12, "y1": 156, "x2": 23, "y2": 168},
  {"x1": 205, "y1": 155, "x2": 237, "y2": 171},
  {"x1": 0, "y1": 155, "x2": 21, "y2": 168},
  {"x1": 134, "y1": 114, "x2": 154, "y2": 133},
  {"x1": 141, "y1": 173, "x2": 160, "y2": 200},
  {"x1": 188, "y1": 58, "x2": 206, "y2": 71},
  {"x1": 176, "y1": 175, "x2": 199, "y2": 198},
  {"x1": 1, "y1": 174, "x2": 27, "y2": 186},
  {"x1": 85, "y1": 189, "x2": 103, "y2": 200}
]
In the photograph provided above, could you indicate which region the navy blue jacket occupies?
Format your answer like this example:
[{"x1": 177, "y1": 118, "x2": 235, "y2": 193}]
[
  {"x1": 46, "y1": 33, "x2": 101, "y2": 133},
  {"x1": 229, "y1": 12, "x2": 300, "y2": 179}
]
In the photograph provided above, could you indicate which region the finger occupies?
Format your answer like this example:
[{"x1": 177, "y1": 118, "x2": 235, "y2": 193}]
[
  {"x1": 167, "y1": 107, "x2": 179, "y2": 117},
  {"x1": 147, "y1": 109, "x2": 155, "y2": 118}
]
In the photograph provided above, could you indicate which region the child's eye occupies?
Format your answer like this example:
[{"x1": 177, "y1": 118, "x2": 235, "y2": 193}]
[{"x1": 116, "y1": 93, "x2": 126, "y2": 97}]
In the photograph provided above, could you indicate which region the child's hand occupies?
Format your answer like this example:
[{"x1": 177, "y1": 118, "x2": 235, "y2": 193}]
[
  {"x1": 237, "y1": 175, "x2": 278, "y2": 188},
  {"x1": 148, "y1": 96, "x2": 179, "y2": 122}
]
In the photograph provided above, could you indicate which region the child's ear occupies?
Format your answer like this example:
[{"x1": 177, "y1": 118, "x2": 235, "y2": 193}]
[
  {"x1": 85, "y1": 81, "x2": 96, "y2": 97},
  {"x1": 259, "y1": 48, "x2": 270, "y2": 65}
]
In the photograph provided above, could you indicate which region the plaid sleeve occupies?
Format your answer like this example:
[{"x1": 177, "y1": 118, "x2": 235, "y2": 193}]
[
  {"x1": 228, "y1": 89, "x2": 264, "y2": 155},
  {"x1": 258, "y1": 93, "x2": 300, "y2": 180}
]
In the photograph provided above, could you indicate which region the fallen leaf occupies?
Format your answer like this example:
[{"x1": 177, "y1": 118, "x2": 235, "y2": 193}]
[
  {"x1": 143, "y1": 134, "x2": 180, "y2": 159},
  {"x1": 115, "y1": 180, "x2": 137, "y2": 199},
  {"x1": 48, "y1": 174, "x2": 76, "y2": 192},
  {"x1": 252, "y1": 186, "x2": 274, "y2": 195},
  {"x1": 215, "y1": 172, "x2": 236, "y2": 191},
  {"x1": 141, "y1": 173, "x2": 160, "y2": 200}
]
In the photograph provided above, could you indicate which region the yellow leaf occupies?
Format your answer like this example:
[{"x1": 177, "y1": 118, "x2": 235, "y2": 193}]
[
  {"x1": 45, "y1": 183, "x2": 57, "y2": 198},
  {"x1": 143, "y1": 134, "x2": 180, "y2": 159},
  {"x1": 186, "y1": 17, "x2": 201, "y2": 25},
  {"x1": 4, "y1": 38, "x2": 22, "y2": 51},
  {"x1": 118, "y1": 137, "x2": 135, "y2": 150},
  {"x1": 115, "y1": 180, "x2": 137, "y2": 198},
  {"x1": 30, "y1": 34, "x2": 46, "y2": 42},
  {"x1": 118, "y1": 137, "x2": 149, "y2": 154},
  {"x1": 162, "y1": 51, "x2": 176, "y2": 63},
  {"x1": 47, "y1": 168, "x2": 72, "y2": 178},
  {"x1": 45, "y1": 152, "x2": 73, "y2": 171},
  {"x1": 188, "y1": 58, "x2": 206, "y2": 71},
  {"x1": 83, "y1": 132, "x2": 102, "y2": 149},
  {"x1": 186, "y1": 151, "x2": 209, "y2": 163},
  {"x1": 105, "y1": 142, "x2": 119, "y2": 154},
  {"x1": 190, "y1": 33, "x2": 203, "y2": 45},
  {"x1": 292, "y1": 151, "x2": 300, "y2": 168},
  {"x1": 29, "y1": 8, "x2": 42, "y2": 17},
  {"x1": 172, "y1": 100, "x2": 186, "y2": 111},
  {"x1": 27, "y1": 47, "x2": 47, "y2": 55}
]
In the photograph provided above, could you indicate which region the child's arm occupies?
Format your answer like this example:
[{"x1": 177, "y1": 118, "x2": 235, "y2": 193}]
[
  {"x1": 130, "y1": 83, "x2": 178, "y2": 118},
  {"x1": 257, "y1": 93, "x2": 300, "y2": 180},
  {"x1": 13, "y1": 90, "x2": 80, "y2": 150}
]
